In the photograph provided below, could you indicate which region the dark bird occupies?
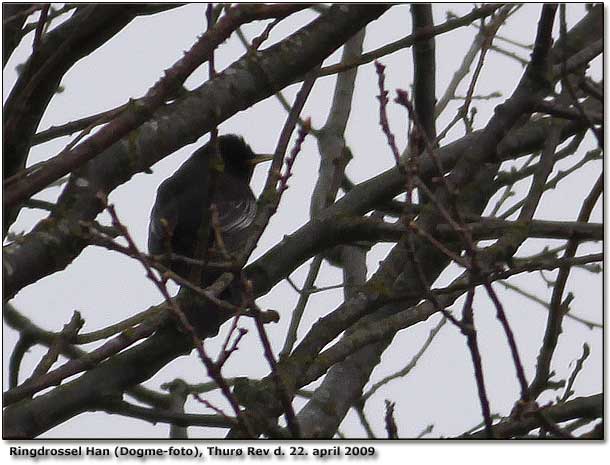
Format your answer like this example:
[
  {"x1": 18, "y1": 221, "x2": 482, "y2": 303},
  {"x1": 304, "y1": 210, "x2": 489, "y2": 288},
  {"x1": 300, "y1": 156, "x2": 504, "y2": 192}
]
[{"x1": 148, "y1": 134, "x2": 272, "y2": 336}]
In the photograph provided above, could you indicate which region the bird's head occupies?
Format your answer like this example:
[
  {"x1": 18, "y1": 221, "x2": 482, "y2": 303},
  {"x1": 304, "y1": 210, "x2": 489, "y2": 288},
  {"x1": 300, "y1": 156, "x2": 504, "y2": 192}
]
[{"x1": 218, "y1": 134, "x2": 273, "y2": 180}]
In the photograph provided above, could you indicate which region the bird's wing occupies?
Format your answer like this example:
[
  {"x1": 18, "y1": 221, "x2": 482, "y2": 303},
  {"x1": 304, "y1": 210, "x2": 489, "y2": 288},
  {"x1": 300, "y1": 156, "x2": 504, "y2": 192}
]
[
  {"x1": 209, "y1": 172, "x2": 257, "y2": 234},
  {"x1": 214, "y1": 194, "x2": 256, "y2": 233}
]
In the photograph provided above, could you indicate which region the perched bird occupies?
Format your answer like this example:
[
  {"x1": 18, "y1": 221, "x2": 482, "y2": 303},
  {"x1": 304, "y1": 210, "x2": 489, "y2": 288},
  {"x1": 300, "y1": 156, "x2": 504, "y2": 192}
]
[{"x1": 148, "y1": 134, "x2": 272, "y2": 335}]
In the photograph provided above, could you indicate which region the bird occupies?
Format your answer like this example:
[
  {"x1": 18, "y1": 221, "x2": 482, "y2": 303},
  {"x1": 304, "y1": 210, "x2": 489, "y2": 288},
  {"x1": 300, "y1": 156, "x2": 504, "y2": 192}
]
[{"x1": 148, "y1": 134, "x2": 272, "y2": 336}]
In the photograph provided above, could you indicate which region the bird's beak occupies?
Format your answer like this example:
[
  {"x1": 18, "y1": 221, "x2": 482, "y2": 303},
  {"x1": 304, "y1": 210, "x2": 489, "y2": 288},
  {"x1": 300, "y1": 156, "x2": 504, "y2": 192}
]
[{"x1": 248, "y1": 154, "x2": 274, "y2": 166}]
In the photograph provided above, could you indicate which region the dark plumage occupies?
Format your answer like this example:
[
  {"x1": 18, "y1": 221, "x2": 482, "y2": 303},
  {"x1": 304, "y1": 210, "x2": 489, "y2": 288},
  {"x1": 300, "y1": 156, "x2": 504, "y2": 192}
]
[{"x1": 148, "y1": 134, "x2": 270, "y2": 336}]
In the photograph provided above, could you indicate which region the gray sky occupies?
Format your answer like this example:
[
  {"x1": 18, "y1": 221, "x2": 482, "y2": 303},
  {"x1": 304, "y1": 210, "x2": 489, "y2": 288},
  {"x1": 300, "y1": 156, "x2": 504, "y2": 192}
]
[{"x1": 3, "y1": 3, "x2": 602, "y2": 440}]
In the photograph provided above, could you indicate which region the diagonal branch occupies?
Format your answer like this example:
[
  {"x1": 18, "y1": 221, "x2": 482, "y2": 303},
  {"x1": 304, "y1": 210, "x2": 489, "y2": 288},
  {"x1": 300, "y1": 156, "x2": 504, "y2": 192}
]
[{"x1": 3, "y1": 4, "x2": 309, "y2": 209}]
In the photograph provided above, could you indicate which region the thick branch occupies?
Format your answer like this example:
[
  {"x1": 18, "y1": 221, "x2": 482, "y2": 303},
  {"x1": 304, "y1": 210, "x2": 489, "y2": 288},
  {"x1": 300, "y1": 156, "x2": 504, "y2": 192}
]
[
  {"x1": 3, "y1": 5, "x2": 142, "y2": 233},
  {"x1": 465, "y1": 394, "x2": 602, "y2": 439},
  {"x1": 411, "y1": 4, "x2": 436, "y2": 142},
  {"x1": 3, "y1": 4, "x2": 389, "y2": 301},
  {"x1": 3, "y1": 4, "x2": 310, "y2": 209}
]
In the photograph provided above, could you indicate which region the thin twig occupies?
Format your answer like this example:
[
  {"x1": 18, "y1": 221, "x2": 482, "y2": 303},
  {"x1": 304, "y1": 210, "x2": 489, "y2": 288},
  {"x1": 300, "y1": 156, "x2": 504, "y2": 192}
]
[
  {"x1": 374, "y1": 61, "x2": 402, "y2": 167},
  {"x1": 560, "y1": 343, "x2": 590, "y2": 402},
  {"x1": 3, "y1": 309, "x2": 165, "y2": 406},
  {"x1": 461, "y1": 289, "x2": 494, "y2": 438},
  {"x1": 490, "y1": 44, "x2": 529, "y2": 66},
  {"x1": 83, "y1": 222, "x2": 240, "y2": 313},
  {"x1": 2, "y1": 5, "x2": 43, "y2": 25},
  {"x1": 18, "y1": 4, "x2": 77, "y2": 40},
  {"x1": 436, "y1": 7, "x2": 512, "y2": 142},
  {"x1": 384, "y1": 400, "x2": 398, "y2": 439},
  {"x1": 280, "y1": 255, "x2": 323, "y2": 356},
  {"x1": 558, "y1": 5, "x2": 603, "y2": 148},
  {"x1": 31, "y1": 102, "x2": 129, "y2": 147},
  {"x1": 103, "y1": 198, "x2": 253, "y2": 436},
  {"x1": 499, "y1": 148, "x2": 602, "y2": 219},
  {"x1": 362, "y1": 316, "x2": 446, "y2": 401},
  {"x1": 315, "y1": 5, "x2": 502, "y2": 80},
  {"x1": 27, "y1": 311, "x2": 84, "y2": 382},
  {"x1": 435, "y1": 6, "x2": 515, "y2": 117},
  {"x1": 234, "y1": 25, "x2": 318, "y2": 136},
  {"x1": 354, "y1": 403, "x2": 376, "y2": 438},
  {"x1": 192, "y1": 393, "x2": 238, "y2": 428},
  {"x1": 8, "y1": 336, "x2": 35, "y2": 389},
  {"x1": 243, "y1": 278, "x2": 301, "y2": 438},
  {"x1": 499, "y1": 280, "x2": 601, "y2": 329},
  {"x1": 373, "y1": 68, "x2": 465, "y2": 333},
  {"x1": 103, "y1": 398, "x2": 235, "y2": 429},
  {"x1": 529, "y1": 174, "x2": 602, "y2": 398},
  {"x1": 216, "y1": 327, "x2": 248, "y2": 368},
  {"x1": 31, "y1": 4, "x2": 50, "y2": 54}
]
